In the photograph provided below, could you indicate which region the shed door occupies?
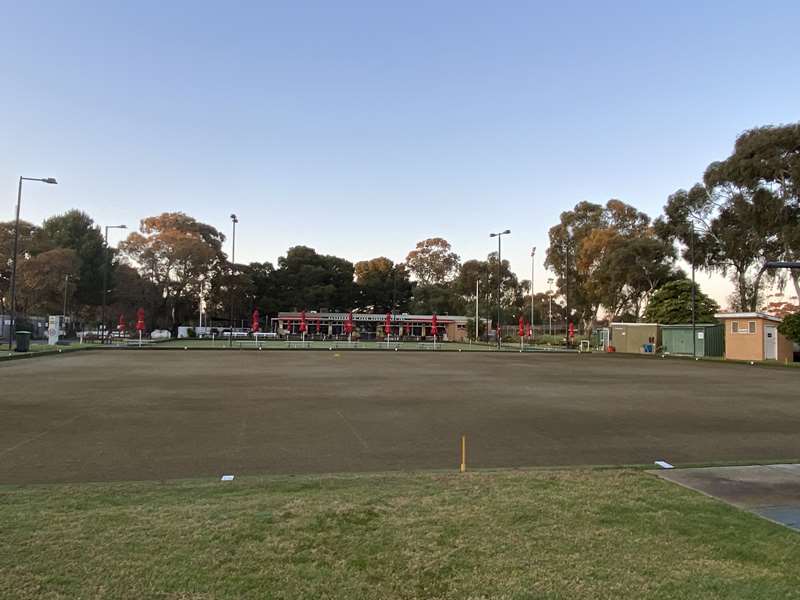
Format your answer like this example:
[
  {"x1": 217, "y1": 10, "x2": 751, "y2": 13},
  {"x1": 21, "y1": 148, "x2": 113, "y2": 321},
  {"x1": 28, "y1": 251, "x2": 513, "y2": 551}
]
[{"x1": 765, "y1": 326, "x2": 778, "y2": 360}]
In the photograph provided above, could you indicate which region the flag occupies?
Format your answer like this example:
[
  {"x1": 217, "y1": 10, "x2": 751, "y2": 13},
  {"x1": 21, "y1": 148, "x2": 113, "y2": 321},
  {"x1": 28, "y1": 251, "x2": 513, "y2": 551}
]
[
  {"x1": 568, "y1": 322, "x2": 575, "y2": 339},
  {"x1": 299, "y1": 310, "x2": 307, "y2": 333},
  {"x1": 135, "y1": 308, "x2": 145, "y2": 332},
  {"x1": 518, "y1": 316, "x2": 525, "y2": 337},
  {"x1": 384, "y1": 312, "x2": 391, "y2": 335},
  {"x1": 251, "y1": 309, "x2": 260, "y2": 332},
  {"x1": 431, "y1": 314, "x2": 438, "y2": 337}
]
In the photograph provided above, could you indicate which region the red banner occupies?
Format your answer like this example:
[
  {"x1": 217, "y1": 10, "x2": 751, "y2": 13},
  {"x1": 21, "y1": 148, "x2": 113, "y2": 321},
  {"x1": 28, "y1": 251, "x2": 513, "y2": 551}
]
[
  {"x1": 518, "y1": 316, "x2": 525, "y2": 337},
  {"x1": 431, "y1": 314, "x2": 438, "y2": 337},
  {"x1": 344, "y1": 312, "x2": 353, "y2": 335},
  {"x1": 299, "y1": 310, "x2": 307, "y2": 333},
  {"x1": 384, "y1": 312, "x2": 391, "y2": 335},
  {"x1": 251, "y1": 309, "x2": 260, "y2": 332},
  {"x1": 135, "y1": 308, "x2": 145, "y2": 332}
]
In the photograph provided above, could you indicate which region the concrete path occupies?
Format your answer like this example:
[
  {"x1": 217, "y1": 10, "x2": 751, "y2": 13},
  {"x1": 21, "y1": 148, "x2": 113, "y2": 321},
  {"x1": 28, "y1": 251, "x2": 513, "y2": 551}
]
[{"x1": 657, "y1": 464, "x2": 800, "y2": 531}]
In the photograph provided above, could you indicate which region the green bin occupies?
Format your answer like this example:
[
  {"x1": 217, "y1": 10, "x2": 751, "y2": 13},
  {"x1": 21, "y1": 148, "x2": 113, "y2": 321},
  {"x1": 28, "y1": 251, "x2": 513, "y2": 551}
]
[{"x1": 15, "y1": 331, "x2": 31, "y2": 353}]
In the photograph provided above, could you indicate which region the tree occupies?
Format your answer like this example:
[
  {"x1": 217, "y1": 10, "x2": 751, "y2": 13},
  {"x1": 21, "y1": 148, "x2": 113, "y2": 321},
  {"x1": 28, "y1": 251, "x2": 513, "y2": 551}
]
[
  {"x1": 119, "y1": 213, "x2": 226, "y2": 331},
  {"x1": 655, "y1": 124, "x2": 800, "y2": 311},
  {"x1": 0, "y1": 220, "x2": 38, "y2": 317},
  {"x1": 546, "y1": 199, "x2": 677, "y2": 330},
  {"x1": 354, "y1": 257, "x2": 412, "y2": 312},
  {"x1": 707, "y1": 123, "x2": 800, "y2": 301},
  {"x1": 16, "y1": 248, "x2": 81, "y2": 316},
  {"x1": 405, "y1": 238, "x2": 460, "y2": 286},
  {"x1": 643, "y1": 279, "x2": 720, "y2": 324},
  {"x1": 38, "y1": 211, "x2": 109, "y2": 311},
  {"x1": 269, "y1": 246, "x2": 355, "y2": 311},
  {"x1": 778, "y1": 312, "x2": 800, "y2": 344}
]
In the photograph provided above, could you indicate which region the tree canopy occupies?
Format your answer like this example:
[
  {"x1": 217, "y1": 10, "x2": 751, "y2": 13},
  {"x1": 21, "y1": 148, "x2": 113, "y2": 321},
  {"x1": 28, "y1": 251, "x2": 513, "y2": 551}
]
[{"x1": 643, "y1": 279, "x2": 720, "y2": 324}]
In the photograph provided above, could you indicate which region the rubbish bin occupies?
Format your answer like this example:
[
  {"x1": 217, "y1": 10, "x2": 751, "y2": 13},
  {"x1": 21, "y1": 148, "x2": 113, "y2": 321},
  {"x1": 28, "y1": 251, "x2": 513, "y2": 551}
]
[{"x1": 15, "y1": 331, "x2": 31, "y2": 353}]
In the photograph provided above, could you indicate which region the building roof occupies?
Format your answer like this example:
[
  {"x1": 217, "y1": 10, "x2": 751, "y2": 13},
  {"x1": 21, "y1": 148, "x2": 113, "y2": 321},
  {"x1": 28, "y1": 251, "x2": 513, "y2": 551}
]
[
  {"x1": 610, "y1": 322, "x2": 659, "y2": 327},
  {"x1": 660, "y1": 323, "x2": 719, "y2": 328},
  {"x1": 277, "y1": 311, "x2": 468, "y2": 323},
  {"x1": 713, "y1": 312, "x2": 783, "y2": 323}
]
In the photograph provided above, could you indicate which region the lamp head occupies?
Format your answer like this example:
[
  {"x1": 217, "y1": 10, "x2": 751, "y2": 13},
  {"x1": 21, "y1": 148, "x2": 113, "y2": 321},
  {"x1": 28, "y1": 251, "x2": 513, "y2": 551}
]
[{"x1": 42, "y1": 178, "x2": 58, "y2": 185}]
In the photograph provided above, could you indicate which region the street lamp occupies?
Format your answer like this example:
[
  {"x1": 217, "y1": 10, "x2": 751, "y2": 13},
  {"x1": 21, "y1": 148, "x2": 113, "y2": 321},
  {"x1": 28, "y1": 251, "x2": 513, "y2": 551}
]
[
  {"x1": 8, "y1": 176, "x2": 58, "y2": 350},
  {"x1": 489, "y1": 229, "x2": 511, "y2": 349},
  {"x1": 102, "y1": 225, "x2": 127, "y2": 343},
  {"x1": 547, "y1": 277, "x2": 554, "y2": 336},
  {"x1": 229, "y1": 214, "x2": 238, "y2": 347},
  {"x1": 530, "y1": 246, "x2": 536, "y2": 340}
]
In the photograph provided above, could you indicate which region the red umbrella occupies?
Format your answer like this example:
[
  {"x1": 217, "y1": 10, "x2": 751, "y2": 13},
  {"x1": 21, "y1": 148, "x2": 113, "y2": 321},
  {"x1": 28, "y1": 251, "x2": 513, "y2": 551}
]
[
  {"x1": 384, "y1": 312, "x2": 391, "y2": 335},
  {"x1": 518, "y1": 316, "x2": 525, "y2": 337},
  {"x1": 431, "y1": 314, "x2": 438, "y2": 338},
  {"x1": 135, "y1": 308, "x2": 145, "y2": 332},
  {"x1": 251, "y1": 309, "x2": 260, "y2": 333},
  {"x1": 299, "y1": 310, "x2": 307, "y2": 333},
  {"x1": 344, "y1": 312, "x2": 353, "y2": 335}
]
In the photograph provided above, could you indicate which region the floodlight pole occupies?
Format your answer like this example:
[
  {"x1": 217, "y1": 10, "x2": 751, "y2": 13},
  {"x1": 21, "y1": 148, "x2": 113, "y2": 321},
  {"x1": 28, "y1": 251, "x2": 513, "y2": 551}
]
[
  {"x1": 475, "y1": 279, "x2": 479, "y2": 341},
  {"x1": 690, "y1": 222, "x2": 696, "y2": 358},
  {"x1": 229, "y1": 214, "x2": 238, "y2": 347},
  {"x1": 530, "y1": 246, "x2": 536, "y2": 342},
  {"x1": 63, "y1": 274, "x2": 70, "y2": 321},
  {"x1": 102, "y1": 224, "x2": 127, "y2": 344},
  {"x1": 489, "y1": 229, "x2": 510, "y2": 349},
  {"x1": 8, "y1": 176, "x2": 57, "y2": 350}
]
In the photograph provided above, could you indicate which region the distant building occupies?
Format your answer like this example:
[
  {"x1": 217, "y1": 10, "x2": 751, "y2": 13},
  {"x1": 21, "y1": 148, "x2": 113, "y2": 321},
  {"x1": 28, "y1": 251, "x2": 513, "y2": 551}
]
[
  {"x1": 276, "y1": 312, "x2": 468, "y2": 341},
  {"x1": 714, "y1": 312, "x2": 794, "y2": 362}
]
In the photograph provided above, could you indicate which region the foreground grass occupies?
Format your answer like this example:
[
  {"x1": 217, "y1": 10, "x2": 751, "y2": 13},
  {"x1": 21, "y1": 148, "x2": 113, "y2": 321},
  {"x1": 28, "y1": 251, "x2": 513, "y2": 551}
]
[{"x1": 2, "y1": 470, "x2": 799, "y2": 599}]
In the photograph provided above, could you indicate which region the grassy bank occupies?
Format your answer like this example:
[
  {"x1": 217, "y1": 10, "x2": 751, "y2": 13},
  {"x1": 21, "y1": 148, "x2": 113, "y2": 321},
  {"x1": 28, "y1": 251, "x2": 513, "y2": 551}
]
[{"x1": 2, "y1": 469, "x2": 799, "y2": 599}]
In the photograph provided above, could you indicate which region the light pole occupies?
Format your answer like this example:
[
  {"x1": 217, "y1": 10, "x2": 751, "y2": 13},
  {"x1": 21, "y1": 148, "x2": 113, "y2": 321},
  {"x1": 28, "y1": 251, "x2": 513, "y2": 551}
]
[
  {"x1": 489, "y1": 229, "x2": 511, "y2": 349},
  {"x1": 530, "y1": 246, "x2": 536, "y2": 340},
  {"x1": 690, "y1": 221, "x2": 696, "y2": 358},
  {"x1": 102, "y1": 224, "x2": 127, "y2": 343},
  {"x1": 63, "y1": 274, "x2": 70, "y2": 321},
  {"x1": 475, "y1": 278, "x2": 479, "y2": 341},
  {"x1": 8, "y1": 176, "x2": 58, "y2": 350},
  {"x1": 229, "y1": 214, "x2": 238, "y2": 347},
  {"x1": 547, "y1": 277, "x2": 554, "y2": 336}
]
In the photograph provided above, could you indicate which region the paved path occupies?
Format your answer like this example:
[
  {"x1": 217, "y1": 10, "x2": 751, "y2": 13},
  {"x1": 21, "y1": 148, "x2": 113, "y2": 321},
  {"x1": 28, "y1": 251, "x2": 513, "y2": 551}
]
[{"x1": 657, "y1": 464, "x2": 800, "y2": 531}]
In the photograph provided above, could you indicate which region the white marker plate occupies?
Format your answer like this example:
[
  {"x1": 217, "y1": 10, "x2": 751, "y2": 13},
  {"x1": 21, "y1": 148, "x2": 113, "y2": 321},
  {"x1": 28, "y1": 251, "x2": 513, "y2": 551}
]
[
  {"x1": 654, "y1": 461, "x2": 674, "y2": 469},
  {"x1": 220, "y1": 474, "x2": 235, "y2": 481}
]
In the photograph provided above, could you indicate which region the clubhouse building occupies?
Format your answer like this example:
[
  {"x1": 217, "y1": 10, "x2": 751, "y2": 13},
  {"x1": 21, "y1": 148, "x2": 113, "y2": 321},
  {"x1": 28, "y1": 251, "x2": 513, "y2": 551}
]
[{"x1": 276, "y1": 311, "x2": 469, "y2": 342}]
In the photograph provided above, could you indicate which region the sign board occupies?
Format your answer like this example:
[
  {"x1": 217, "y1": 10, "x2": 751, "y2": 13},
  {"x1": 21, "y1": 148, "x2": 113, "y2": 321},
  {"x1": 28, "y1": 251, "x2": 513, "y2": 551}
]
[
  {"x1": 48, "y1": 315, "x2": 64, "y2": 345},
  {"x1": 697, "y1": 331, "x2": 704, "y2": 340}
]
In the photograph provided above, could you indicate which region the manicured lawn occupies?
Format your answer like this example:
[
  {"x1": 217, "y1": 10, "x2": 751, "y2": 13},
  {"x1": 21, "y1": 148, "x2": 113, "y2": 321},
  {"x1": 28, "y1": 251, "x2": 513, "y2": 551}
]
[{"x1": 2, "y1": 469, "x2": 799, "y2": 599}]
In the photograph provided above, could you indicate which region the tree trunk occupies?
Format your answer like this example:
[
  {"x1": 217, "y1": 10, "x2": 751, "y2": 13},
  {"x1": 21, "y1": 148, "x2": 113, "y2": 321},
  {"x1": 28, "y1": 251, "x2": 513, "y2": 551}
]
[{"x1": 792, "y1": 270, "x2": 800, "y2": 304}]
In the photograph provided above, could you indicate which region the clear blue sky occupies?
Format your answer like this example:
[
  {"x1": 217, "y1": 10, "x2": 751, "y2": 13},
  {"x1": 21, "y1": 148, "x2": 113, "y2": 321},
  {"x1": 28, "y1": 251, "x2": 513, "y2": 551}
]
[{"x1": 3, "y1": 1, "x2": 799, "y2": 305}]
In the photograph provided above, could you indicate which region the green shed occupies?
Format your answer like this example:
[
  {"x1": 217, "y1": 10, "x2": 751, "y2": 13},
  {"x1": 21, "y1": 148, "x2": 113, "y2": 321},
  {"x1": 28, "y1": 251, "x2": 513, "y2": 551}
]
[{"x1": 660, "y1": 324, "x2": 724, "y2": 357}]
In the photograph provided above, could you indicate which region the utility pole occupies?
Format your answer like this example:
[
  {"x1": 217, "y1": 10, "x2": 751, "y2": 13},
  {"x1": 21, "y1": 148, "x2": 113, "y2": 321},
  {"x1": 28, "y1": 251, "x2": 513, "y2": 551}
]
[
  {"x1": 489, "y1": 229, "x2": 511, "y2": 349},
  {"x1": 102, "y1": 224, "x2": 127, "y2": 344},
  {"x1": 530, "y1": 246, "x2": 536, "y2": 340},
  {"x1": 547, "y1": 277, "x2": 554, "y2": 336},
  {"x1": 8, "y1": 176, "x2": 57, "y2": 350},
  {"x1": 63, "y1": 274, "x2": 70, "y2": 321},
  {"x1": 690, "y1": 222, "x2": 696, "y2": 358},
  {"x1": 229, "y1": 214, "x2": 238, "y2": 347},
  {"x1": 475, "y1": 279, "x2": 479, "y2": 340}
]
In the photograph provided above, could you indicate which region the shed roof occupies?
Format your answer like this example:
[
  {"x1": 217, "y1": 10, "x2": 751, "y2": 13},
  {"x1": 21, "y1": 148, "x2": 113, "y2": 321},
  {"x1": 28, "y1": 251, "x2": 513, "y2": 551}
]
[{"x1": 713, "y1": 312, "x2": 782, "y2": 323}]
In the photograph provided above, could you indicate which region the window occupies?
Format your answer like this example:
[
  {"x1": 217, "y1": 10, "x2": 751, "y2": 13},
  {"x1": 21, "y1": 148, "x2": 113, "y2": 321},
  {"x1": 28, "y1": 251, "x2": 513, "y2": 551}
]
[
  {"x1": 748, "y1": 321, "x2": 756, "y2": 334},
  {"x1": 731, "y1": 322, "x2": 739, "y2": 333}
]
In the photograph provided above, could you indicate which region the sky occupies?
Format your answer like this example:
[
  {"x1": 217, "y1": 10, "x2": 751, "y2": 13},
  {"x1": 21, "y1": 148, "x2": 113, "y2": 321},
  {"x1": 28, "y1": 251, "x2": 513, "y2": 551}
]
[{"x1": 2, "y1": 1, "x2": 799, "y2": 307}]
